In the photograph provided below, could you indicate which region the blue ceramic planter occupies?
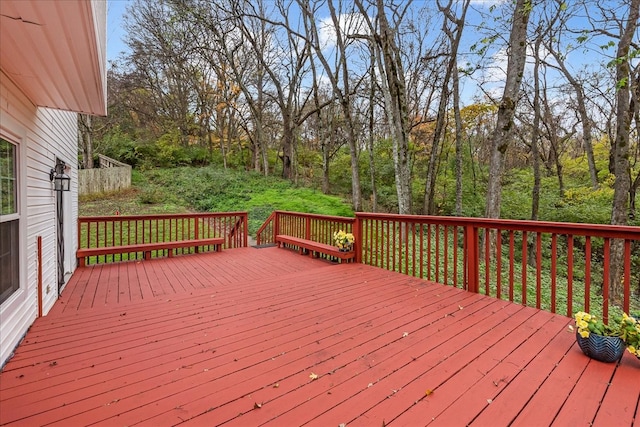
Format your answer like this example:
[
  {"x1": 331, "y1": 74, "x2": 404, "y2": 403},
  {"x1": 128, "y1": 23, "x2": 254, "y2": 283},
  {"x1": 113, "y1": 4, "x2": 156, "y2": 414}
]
[{"x1": 576, "y1": 332, "x2": 625, "y2": 363}]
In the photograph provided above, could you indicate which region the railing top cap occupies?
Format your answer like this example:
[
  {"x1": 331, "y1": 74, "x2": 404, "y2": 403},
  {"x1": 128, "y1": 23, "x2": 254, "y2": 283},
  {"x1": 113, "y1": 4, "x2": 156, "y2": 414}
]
[
  {"x1": 79, "y1": 212, "x2": 248, "y2": 221},
  {"x1": 354, "y1": 212, "x2": 640, "y2": 238},
  {"x1": 276, "y1": 210, "x2": 355, "y2": 222}
]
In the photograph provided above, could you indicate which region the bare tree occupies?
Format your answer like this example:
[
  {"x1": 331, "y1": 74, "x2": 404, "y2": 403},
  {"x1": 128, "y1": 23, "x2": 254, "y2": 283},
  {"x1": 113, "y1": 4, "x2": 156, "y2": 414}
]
[
  {"x1": 353, "y1": 0, "x2": 414, "y2": 214},
  {"x1": 530, "y1": 33, "x2": 543, "y2": 222},
  {"x1": 610, "y1": 0, "x2": 640, "y2": 304},
  {"x1": 424, "y1": 0, "x2": 470, "y2": 215},
  {"x1": 485, "y1": 0, "x2": 531, "y2": 219},
  {"x1": 541, "y1": 1, "x2": 599, "y2": 189},
  {"x1": 124, "y1": 0, "x2": 200, "y2": 145},
  {"x1": 610, "y1": 0, "x2": 639, "y2": 226},
  {"x1": 298, "y1": 0, "x2": 364, "y2": 210},
  {"x1": 367, "y1": 41, "x2": 379, "y2": 211}
]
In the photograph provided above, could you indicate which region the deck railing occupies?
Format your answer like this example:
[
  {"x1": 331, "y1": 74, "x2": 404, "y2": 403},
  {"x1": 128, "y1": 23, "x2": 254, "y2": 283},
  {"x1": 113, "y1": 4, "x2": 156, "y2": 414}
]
[
  {"x1": 258, "y1": 211, "x2": 640, "y2": 322},
  {"x1": 356, "y1": 213, "x2": 640, "y2": 321},
  {"x1": 78, "y1": 212, "x2": 248, "y2": 265},
  {"x1": 255, "y1": 211, "x2": 276, "y2": 245},
  {"x1": 255, "y1": 210, "x2": 355, "y2": 246}
]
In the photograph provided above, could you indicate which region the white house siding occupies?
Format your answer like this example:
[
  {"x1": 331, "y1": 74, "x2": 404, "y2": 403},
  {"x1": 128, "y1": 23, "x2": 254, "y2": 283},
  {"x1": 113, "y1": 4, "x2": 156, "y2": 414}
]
[{"x1": 0, "y1": 72, "x2": 78, "y2": 366}]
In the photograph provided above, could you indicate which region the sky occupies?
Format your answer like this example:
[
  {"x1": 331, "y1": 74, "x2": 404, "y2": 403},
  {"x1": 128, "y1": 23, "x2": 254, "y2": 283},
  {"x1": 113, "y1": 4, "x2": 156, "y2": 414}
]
[
  {"x1": 105, "y1": 0, "x2": 507, "y2": 63},
  {"x1": 103, "y1": 0, "x2": 614, "y2": 107},
  {"x1": 106, "y1": 0, "x2": 131, "y2": 62}
]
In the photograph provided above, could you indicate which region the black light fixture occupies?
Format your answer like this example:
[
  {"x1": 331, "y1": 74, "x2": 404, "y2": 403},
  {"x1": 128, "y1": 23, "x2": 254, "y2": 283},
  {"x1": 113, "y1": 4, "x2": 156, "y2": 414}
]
[{"x1": 50, "y1": 162, "x2": 71, "y2": 192}]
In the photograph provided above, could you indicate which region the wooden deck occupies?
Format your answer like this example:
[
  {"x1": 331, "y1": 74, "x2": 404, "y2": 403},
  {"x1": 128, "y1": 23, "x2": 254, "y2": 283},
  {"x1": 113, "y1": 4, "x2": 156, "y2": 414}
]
[{"x1": 1, "y1": 246, "x2": 638, "y2": 426}]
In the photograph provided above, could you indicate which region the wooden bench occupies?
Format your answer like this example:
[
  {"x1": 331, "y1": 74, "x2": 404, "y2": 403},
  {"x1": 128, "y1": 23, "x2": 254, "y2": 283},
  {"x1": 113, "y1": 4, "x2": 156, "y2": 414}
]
[
  {"x1": 275, "y1": 235, "x2": 355, "y2": 262},
  {"x1": 76, "y1": 237, "x2": 224, "y2": 267}
]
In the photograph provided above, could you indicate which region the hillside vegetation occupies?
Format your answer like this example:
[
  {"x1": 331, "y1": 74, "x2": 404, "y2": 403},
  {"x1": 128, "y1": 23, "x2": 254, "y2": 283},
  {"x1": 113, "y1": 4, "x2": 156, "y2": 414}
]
[
  {"x1": 80, "y1": 154, "x2": 631, "y2": 237},
  {"x1": 80, "y1": 167, "x2": 354, "y2": 235}
]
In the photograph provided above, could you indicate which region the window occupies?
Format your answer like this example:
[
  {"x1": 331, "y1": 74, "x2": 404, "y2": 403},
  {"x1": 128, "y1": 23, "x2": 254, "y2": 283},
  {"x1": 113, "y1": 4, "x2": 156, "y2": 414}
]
[{"x1": 0, "y1": 138, "x2": 19, "y2": 304}]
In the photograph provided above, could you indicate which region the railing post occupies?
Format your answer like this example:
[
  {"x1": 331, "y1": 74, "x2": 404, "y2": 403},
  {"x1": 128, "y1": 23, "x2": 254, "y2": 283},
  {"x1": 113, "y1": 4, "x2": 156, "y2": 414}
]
[
  {"x1": 77, "y1": 218, "x2": 82, "y2": 268},
  {"x1": 244, "y1": 213, "x2": 249, "y2": 248},
  {"x1": 194, "y1": 217, "x2": 200, "y2": 253},
  {"x1": 354, "y1": 214, "x2": 362, "y2": 264},
  {"x1": 305, "y1": 216, "x2": 311, "y2": 240},
  {"x1": 274, "y1": 211, "x2": 280, "y2": 243},
  {"x1": 465, "y1": 224, "x2": 479, "y2": 293}
]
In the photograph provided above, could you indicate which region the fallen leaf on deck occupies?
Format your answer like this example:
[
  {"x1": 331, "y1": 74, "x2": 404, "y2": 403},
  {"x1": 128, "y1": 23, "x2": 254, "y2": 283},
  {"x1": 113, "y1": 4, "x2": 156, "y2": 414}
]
[
  {"x1": 254, "y1": 402, "x2": 262, "y2": 409},
  {"x1": 402, "y1": 332, "x2": 409, "y2": 337},
  {"x1": 458, "y1": 305, "x2": 464, "y2": 310},
  {"x1": 273, "y1": 383, "x2": 280, "y2": 388},
  {"x1": 425, "y1": 389, "x2": 433, "y2": 396},
  {"x1": 487, "y1": 399, "x2": 493, "y2": 404},
  {"x1": 309, "y1": 372, "x2": 319, "y2": 380}
]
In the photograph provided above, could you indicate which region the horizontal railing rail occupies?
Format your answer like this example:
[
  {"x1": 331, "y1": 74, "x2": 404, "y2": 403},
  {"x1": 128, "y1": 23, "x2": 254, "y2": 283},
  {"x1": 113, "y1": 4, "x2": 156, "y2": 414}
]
[
  {"x1": 78, "y1": 212, "x2": 248, "y2": 265},
  {"x1": 355, "y1": 212, "x2": 640, "y2": 322}
]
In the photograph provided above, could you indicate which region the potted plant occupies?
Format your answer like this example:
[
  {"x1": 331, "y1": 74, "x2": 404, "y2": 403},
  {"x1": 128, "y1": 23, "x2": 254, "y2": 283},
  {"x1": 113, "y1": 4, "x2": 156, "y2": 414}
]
[
  {"x1": 619, "y1": 312, "x2": 640, "y2": 359},
  {"x1": 573, "y1": 311, "x2": 639, "y2": 363},
  {"x1": 333, "y1": 230, "x2": 355, "y2": 252}
]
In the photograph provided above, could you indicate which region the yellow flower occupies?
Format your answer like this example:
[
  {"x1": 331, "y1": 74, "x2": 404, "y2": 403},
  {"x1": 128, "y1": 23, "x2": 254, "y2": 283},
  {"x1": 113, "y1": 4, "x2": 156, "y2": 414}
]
[
  {"x1": 579, "y1": 330, "x2": 590, "y2": 338},
  {"x1": 576, "y1": 320, "x2": 589, "y2": 329},
  {"x1": 333, "y1": 230, "x2": 354, "y2": 248},
  {"x1": 627, "y1": 346, "x2": 636, "y2": 355}
]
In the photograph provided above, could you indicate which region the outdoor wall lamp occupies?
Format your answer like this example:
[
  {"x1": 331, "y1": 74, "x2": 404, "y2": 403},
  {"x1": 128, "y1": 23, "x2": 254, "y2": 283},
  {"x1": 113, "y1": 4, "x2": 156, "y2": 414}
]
[{"x1": 50, "y1": 162, "x2": 71, "y2": 192}]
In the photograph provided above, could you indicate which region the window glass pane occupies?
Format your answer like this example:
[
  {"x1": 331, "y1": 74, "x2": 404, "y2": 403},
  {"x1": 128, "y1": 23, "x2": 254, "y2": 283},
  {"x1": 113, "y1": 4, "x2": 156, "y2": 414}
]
[
  {"x1": 0, "y1": 139, "x2": 17, "y2": 215},
  {"x1": 0, "y1": 219, "x2": 19, "y2": 304}
]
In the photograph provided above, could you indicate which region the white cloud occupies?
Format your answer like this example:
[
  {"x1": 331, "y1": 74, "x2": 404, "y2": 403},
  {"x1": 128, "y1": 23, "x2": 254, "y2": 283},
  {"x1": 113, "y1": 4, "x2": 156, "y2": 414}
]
[
  {"x1": 483, "y1": 47, "x2": 508, "y2": 83},
  {"x1": 317, "y1": 13, "x2": 370, "y2": 51},
  {"x1": 469, "y1": 0, "x2": 509, "y2": 6},
  {"x1": 481, "y1": 40, "x2": 556, "y2": 88}
]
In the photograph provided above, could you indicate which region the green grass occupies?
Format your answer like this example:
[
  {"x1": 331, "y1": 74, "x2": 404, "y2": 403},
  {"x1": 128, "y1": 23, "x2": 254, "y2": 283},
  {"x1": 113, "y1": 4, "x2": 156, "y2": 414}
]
[{"x1": 80, "y1": 166, "x2": 354, "y2": 236}]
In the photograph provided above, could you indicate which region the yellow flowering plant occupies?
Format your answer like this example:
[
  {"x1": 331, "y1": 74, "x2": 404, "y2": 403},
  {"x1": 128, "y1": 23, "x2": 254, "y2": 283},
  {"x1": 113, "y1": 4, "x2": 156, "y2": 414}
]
[
  {"x1": 574, "y1": 311, "x2": 619, "y2": 338},
  {"x1": 333, "y1": 230, "x2": 355, "y2": 250},
  {"x1": 574, "y1": 311, "x2": 640, "y2": 357},
  {"x1": 619, "y1": 312, "x2": 640, "y2": 358}
]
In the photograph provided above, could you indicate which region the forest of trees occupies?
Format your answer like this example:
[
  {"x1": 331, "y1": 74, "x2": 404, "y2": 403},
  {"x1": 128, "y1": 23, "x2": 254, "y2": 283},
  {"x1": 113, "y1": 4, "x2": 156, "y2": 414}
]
[{"x1": 84, "y1": 0, "x2": 640, "y2": 229}]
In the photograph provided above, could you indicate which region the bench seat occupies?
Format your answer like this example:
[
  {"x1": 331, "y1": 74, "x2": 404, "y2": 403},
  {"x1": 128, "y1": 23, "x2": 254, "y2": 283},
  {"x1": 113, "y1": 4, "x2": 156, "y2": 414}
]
[
  {"x1": 77, "y1": 237, "x2": 224, "y2": 267},
  {"x1": 275, "y1": 235, "x2": 355, "y2": 262}
]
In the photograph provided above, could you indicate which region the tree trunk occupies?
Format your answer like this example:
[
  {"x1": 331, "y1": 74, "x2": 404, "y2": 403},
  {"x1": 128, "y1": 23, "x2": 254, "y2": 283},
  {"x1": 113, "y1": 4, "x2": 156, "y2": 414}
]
[
  {"x1": 322, "y1": 138, "x2": 330, "y2": 194},
  {"x1": 549, "y1": 53, "x2": 599, "y2": 189},
  {"x1": 528, "y1": 34, "x2": 543, "y2": 267},
  {"x1": 530, "y1": 62, "x2": 541, "y2": 223},
  {"x1": 610, "y1": 0, "x2": 639, "y2": 305},
  {"x1": 303, "y1": 0, "x2": 362, "y2": 210},
  {"x1": 280, "y1": 110, "x2": 295, "y2": 180},
  {"x1": 425, "y1": 0, "x2": 469, "y2": 215},
  {"x1": 631, "y1": 170, "x2": 640, "y2": 220},
  {"x1": 368, "y1": 42, "x2": 378, "y2": 212},
  {"x1": 485, "y1": 0, "x2": 531, "y2": 219},
  {"x1": 376, "y1": 0, "x2": 412, "y2": 214},
  {"x1": 78, "y1": 114, "x2": 94, "y2": 169},
  {"x1": 453, "y1": 65, "x2": 463, "y2": 217},
  {"x1": 438, "y1": 0, "x2": 469, "y2": 216}
]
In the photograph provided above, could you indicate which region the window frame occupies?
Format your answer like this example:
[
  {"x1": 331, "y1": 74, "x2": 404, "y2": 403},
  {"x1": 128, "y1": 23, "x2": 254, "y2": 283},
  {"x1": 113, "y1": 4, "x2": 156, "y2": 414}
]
[{"x1": 0, "y1": 136, "x2": 21, "y2": 306}]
